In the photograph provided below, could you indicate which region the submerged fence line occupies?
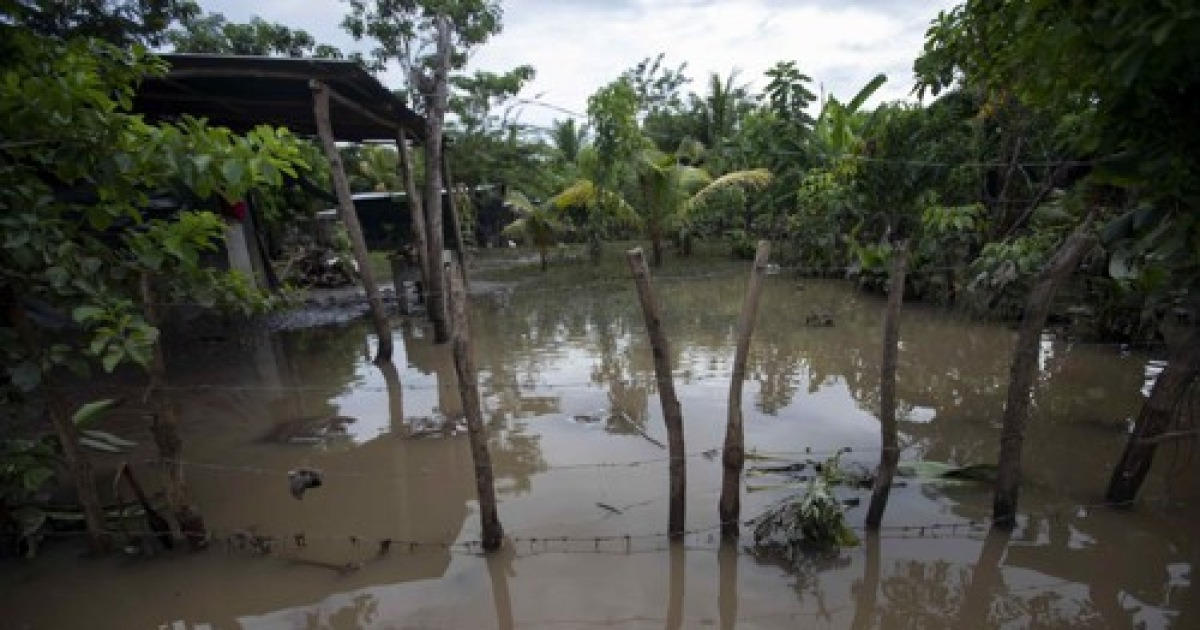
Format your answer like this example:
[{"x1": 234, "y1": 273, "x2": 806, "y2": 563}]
[
  {"x1": 146, "y1": 445, "x2": 883, "y2": 479},
  {"x1": 37, "y1": 493, "x2": 1190, "y2": 558}
]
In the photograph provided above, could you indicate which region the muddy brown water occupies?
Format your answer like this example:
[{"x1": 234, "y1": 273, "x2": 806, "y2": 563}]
[{"x1": 2, "y1": 275, "x2": 1197, "y2": 628}]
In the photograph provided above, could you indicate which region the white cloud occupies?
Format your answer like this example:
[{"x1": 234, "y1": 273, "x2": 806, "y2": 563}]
[{"x1": 195, "y1": 0, "x2": 957, "y2": 129}]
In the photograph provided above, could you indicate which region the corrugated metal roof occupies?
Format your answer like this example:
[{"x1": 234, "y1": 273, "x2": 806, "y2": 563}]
[{"x1": 134, "y1": 54, "x2": 425, "y2": 143}]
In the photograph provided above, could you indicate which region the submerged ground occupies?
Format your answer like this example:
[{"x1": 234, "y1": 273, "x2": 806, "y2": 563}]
[{"x1": 2, "y1": 256, "x2": 1196, "y2": 628}]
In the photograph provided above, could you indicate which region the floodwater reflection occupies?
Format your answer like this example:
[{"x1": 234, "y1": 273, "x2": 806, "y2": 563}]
[{"x1": 0, "y1": 276, "x2": 1196, "y2": 628}]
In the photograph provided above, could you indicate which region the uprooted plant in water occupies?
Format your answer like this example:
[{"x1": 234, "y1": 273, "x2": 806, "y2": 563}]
[{"x1": 751, "y1": 451, "x2": 859, "y2": 569}]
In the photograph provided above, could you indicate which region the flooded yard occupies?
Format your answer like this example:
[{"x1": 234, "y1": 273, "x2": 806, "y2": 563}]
[{"x1": 2, "y1": 272, "x2": 1196, "y2": 628}]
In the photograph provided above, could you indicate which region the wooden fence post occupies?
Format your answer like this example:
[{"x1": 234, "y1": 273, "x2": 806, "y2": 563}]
[
  {"x1": 866, "y1": 239, "x2": 909, "y2": 529},
  {"x1": 718, "y1": 540, "x2": 739, "y2": 630},
  {"x1": 626, "y1": 247, "x2": 686, "y2": 539},
  {"x1": 448, "y1": 260, "x2": 504, "y2": 550},
  {"x1": 1105, "y1": 329, "x2": 1200, "y2": 504},
  {"x1": 719, "y1": 240, "x2": 770, "y2": 539},
  {"x1": 311, "y1": 81, "x2": 394, "y2": 362},
  {"x1": 993, "y1": 215, "x2": 1095, "y2": 526}
]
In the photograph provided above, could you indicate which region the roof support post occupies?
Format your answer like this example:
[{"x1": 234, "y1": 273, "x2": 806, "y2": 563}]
[
  {"x1": 311, "y1": 80, "x2": 394, "y2": 362},
  {"x1": 396, "y1": 130, "x2": 429, "y2": 293}
]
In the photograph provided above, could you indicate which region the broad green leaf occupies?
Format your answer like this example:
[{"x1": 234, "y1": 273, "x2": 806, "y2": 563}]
[
  {"x1": 72, "y1": 305, "x2": 104, "y2": 323},
  {"x1": 71, "y1": 398, "x2": 121, "y2": 427}
]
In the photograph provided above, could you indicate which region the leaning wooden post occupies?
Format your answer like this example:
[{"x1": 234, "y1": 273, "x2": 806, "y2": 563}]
[
  {"x1": 1106, "y1": 328, "x2": 1200, "y2": 504},
  {"x1": 396, "y1": 129, "x2": 429, "y2": 292},
  {"x1": 311, "y1": 81, "x2": 394, "y2": 362},
  {"x1": 442, "y1": 148, "x2": 470, "y2": 290},
  {"x1": 719, "y1": 240, "x2": 770, "y2": 539},
  {"x1": 626, "y1": 247, "x2": 686, "y2": 539},
  {"x1": 140, "y1": 273, "x2": 207, "y2": 548},
  {"x1": 866, "y1": 238, "x2": 909, "y2": 529},
  {"x1": 448, "y1": 260, "x2": 504, "y2": 550},
  {"x1": 993, "y1": 214, "x2": 1095, "y2": 526}
]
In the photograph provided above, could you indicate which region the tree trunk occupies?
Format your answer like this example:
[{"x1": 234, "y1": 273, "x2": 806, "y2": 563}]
[
  {"x1": 2, "y1": 288, "x2": 108, "y2": 552},
  {"x1": 666, "y1": 541, "x2": 686, "y2": 630},
  {"x1": 311, "y1": 81, "x2": 394, "y2": 362},
  {"x1": 866, "y1": 239, "x2": 909, "y2": 529},
  {"x1": 720, "y1": 240, "x2": 770, "y2": 539},
  {"x1": 486, "y1": 545, "x2": 515, "y2": 629},
  {"x1": 993, "y1": 215, "x2": 1095, "y2": 526},
  {"x1": 420, "y1": 16, "x2": 452, "y2": 344},
  {"x1": 378, "y1": 359, "x2": 404, "y2": 431},
  {"x1": 850, "y1": 532, "x2": 881, "y2": 630},
  {"x1": 956, "y1": 528, "x2": 1009, "y2": 625},
  {"x1": 447, "y1": 261, "x2": 504, "y2": 550},
  {"x1": 442, "y1": 151, "x2": 470, "y2": 290},
  {"x1": 650, "y1": 226, "x2": 664, "y2": 267},
  {"x1": 587, "y1": 223, "x2": 603, "y2": 262},
  {"x1": 49, "y1": 396, "x2": 109, "y2": 552},
  {"x1": 396, "y1": 130, "x2": 429, "y2": 293},
  {"x1": 1105, "y1": 328, "x2": 1200, "y2": 504},
  {"x1": 718, "y1": 540, "x2": 738, "y2": 630},
  {"x1": 626, "y1": 247, "x2": 686, "y2": 539},
  {"x1": 140, "y1": 273, "x2": 207, "y2": 549}
]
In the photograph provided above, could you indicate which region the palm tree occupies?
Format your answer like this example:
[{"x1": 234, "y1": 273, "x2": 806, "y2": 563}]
[
  {"x1": 636, "y1": 141, "x2": 772, "y2": 266},
  {"x1": 502, "y1": 191, "x2": 565, "y2": 271},
  {"x1": 548, "y1": 145, "x2": 641, "y2": 255},
  {"x1": 549, "y1": 118, "x2": 587, "y2": 165}
]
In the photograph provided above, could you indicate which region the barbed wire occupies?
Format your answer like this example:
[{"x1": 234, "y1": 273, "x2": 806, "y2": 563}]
[
  {"x1": 34, "y1": 492, "x2": 1190, "y2": 559},
  {"x1": 145, "y1": 444, "x2": 879, "y2": 479}
]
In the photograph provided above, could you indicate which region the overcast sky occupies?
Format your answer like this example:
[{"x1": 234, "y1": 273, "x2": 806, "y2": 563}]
[{"x1": 198, "y1": 0, "x2": 959, "y2": 130}]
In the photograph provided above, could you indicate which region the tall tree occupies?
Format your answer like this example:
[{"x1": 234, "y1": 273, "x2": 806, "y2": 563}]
[
  {"x1": 168, "y1": 12, "x2": 344, "y2": 58},
  {"x1": 1, "y1": 0, "x2": 199, "y2": 44},
  {"x1": 549, "y1": 118, "x2": 587, "y2": 166},
  {"x1": 343, "y1": 0, "x2": 503, "y2": 344},
  {"x1": 579, "y1": 77, "x2": 641, "y2": 260},
  {"x1": 917, "y1": 0, "x2": 1200, "y2": 508}
]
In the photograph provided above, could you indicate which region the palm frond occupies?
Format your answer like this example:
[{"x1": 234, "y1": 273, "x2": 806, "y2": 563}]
[
  {"x1": 684, "y1": 168, "x2": 772, "y2": 213},
  {"x1": 505, "y1": 190, "x2": 539, "y2": 215},
  {"x1": 551, "y1": 179, "x2": 597, "y2": 209}
]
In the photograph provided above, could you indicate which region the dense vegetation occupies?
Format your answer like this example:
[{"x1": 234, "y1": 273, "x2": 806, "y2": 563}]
[{"x1": 1, "y1": 0, "x2": 1196, "y2": 551}]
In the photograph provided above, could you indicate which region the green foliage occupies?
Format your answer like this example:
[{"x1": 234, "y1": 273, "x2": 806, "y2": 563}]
[
  {"x1": 342, "y1": 0, "x2": 503, "y2": 72},
  {"x1": 446, "y1": 64, "x2": 558, "y2": 198},
  {"x1": 916, "y1": 0, "x2": 1199, "y2": 329},
  {"x1": 168, "y1": 12, "x2": 344, "y2": 58},
  {"x1": 622, "y1": 53, "x2": 691, "y2": 119},
  {"x1": 1, "y1": 27, "x2": 307, "y2": 399},
  {"x1": 1, "y1": 0, "x2": 200, "y2": 45},
  {"x1": 764, "y1": 61, "x2": 816, "y2": 127},
  {"x1": 502, "y1": 192, "x2": 565, "y2": 269},
  {"x1": 752, "y1": 452, "x2": 859, "y2": 565}
]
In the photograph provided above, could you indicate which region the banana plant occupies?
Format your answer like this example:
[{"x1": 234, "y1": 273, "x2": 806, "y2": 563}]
[
  {"x1": 812, "y1": 73, "x2": 887, "y2": 163},
  {"x1": 502, "y1": 191, "x2": 566, "y2": 271}
]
